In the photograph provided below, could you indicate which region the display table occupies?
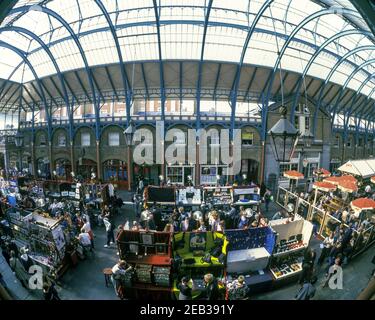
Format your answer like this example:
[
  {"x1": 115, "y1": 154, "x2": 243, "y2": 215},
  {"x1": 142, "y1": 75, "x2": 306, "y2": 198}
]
[
  {"x1": 116, "y1": 230, "x2": 172, "y2": 300},
  {"x1": 227, "y1": 247, "x2": 270, "y2": 274}
]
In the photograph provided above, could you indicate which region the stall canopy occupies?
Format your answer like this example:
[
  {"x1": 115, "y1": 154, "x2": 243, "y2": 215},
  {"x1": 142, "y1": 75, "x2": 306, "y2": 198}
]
[
  {"x1": 338, "y1": 160, "x2": 375, "y2": 178},
  {"x1": 337, "y1": 181, "x2": 358, "y2": 193},
  {"x1": 312, "y1": 181, "x2": 336, "y2": 192},
  {"x1": 323, "y1": 176, "x2": 342, "y2": 185},
  {"x1": 313, "y1": 168, "x2": 331, "y2": 178},
  {"x1": 283, "y1": 170, "x2": 304, "y2": 180},
  {"x1": 324, "y1": 175, "x2": 358, "y2": 186},
  {"x1": 351, "y1": 198, "x2": 375, "y2": 212}
]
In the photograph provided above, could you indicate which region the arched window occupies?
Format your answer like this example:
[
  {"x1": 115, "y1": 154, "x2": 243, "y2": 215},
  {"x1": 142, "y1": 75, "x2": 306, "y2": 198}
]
[
  {"x1": 39, "y1": 133, "x2": 46, "y2": 146},
  {"x1": 58, "y1": 133, "x2": 66, "y2": 147}
]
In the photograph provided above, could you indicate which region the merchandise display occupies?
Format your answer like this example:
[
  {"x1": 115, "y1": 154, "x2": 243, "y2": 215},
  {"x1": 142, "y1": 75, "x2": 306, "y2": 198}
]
[
  {"x1": 270, "y1": 254, "x2": 303, "y2": 281},
  {"x1": 5, "y1": 207, "x2": 69, "y2": 277},
  {"x1": 177, "y1": 187, "x2": 202, "y2": 206},
  {"x1": 203, "y1": 187, "x2": 233, "y2": 207},
  {"x1": 116, "y1": 230, "x2": 172, "y2": 299},
  {"x1": 136, "y1": 264, "x2": 153, "y2": 283},
  {"x1": 232, "y1": 186, "x2": 261, "y2": 210},
  {"x1": 152, "y1": 266, "x2": 171, "y2": 287},
  {"x1": 172, "y1": 231, "x2": 227, "y2": 299}
]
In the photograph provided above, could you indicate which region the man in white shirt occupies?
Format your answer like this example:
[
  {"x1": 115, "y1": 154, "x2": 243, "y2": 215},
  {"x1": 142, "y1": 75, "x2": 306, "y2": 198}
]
[
  {"x1": 111, "y1": 260, "x2": 133, "y2": 296},
  {"x1": 81, "y1": 217, "x2": 94, "y2": 249},
  {"x1": 81, "y1": 218, "x2": 91, "y2": 233}
]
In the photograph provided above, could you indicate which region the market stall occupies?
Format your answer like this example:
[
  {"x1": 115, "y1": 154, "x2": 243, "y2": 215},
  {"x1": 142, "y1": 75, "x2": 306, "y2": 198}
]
[
  {"x1": 172, "y1": 231, "x2": 227, "y2": 300},
  {"x1": 351, "y1": 198, "x2": 375, "y2": 221},
  {"x1": 310, "y1": 181, "x2": 337, "y2": 216},
  {"x1": 144, "y1": 186, "x2": 176, "y2": 230},
  {"x1": 5, "y1": 207, "x2": 71, "y2": 279},
  {"x1": 313, "y1": 168, "x2": 331, "y2": 181},
  {"x1": 268, "y1": 217, "x2": 313, "y2": 287},
  {"x1": 82, "y1": 183, "x2": 110, "y2": 209},
  {"x1": 338, "y1": 159, "x2": 375, "y2": 179},
  {"x1": 231, "y1": 184, "x2": 261, "y2": 211},
  {"x1": 176, "y1": 186, "x2": 202, "y2": 210},
  {"x1": 224, "y1": 227, "x2": 275, "y2": 297},
  {"x1": 283, "y1": 170, "x2": 304, "y2": 192},
  {"x1": 203, "y1": 186, "x2": 232, "y2": 208},
  {"x1": 116, "y1": 230, "x2": 173, "y2": 300}
]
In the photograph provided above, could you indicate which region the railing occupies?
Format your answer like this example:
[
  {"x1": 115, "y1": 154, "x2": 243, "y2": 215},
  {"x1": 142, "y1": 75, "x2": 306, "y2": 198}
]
[
  {"x1": 19, "y1": 114, "x2": 262, "y2": 129},
  {"x1": 333, "y1": 124, "x2": 367, "y2": 133},
  {"x1": 0, "y1": 129, "x2": 17, "y2": 146},
  {"x1": 275, "y1": 186, "x2": 375, "y2": 258}
]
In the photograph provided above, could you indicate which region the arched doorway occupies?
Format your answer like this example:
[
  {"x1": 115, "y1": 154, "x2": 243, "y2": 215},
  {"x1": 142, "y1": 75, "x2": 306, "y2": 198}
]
[
  {"x1": 55, "y1": 158, "x2": 72, "y2": 180},
  {"x1": 36, "y1": 158, "x2": 50, "y2": 179},
  {"x1": 102, "y1": 159, "x2": 128, "y2": 188},
  {"x1": 76, "y1": 159, "x2": 97, "y2": 180},
  {"x1": 241, "y1": 159, "x2": 259, "y2": 184}
]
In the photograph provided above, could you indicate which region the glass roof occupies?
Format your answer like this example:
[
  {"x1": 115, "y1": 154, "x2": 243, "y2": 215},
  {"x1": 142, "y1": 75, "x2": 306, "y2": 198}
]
[{"x1": 0, "y1": 0, "x2": 374, "y2": 99}]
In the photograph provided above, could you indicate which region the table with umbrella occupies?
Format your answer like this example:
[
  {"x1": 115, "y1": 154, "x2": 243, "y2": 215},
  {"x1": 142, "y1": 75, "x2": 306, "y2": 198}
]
[
  {"x1": 283, "y1": 170, "x2": 304, "y2": 193},
  {"x1": 313, "y1": 168, "x2": 331, "y2": 181},
  {"x1": 350, "y1": 197, "x2": 375, "y2": 219},
  {"x1": 310, "y1": 181, "x2": 337, "y2": 217}
]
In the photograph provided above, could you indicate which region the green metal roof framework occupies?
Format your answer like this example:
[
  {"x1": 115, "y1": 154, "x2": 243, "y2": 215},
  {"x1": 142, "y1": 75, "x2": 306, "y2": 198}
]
[{"x1": 0, "y1": 0, "x2": 374, "y2": 128}]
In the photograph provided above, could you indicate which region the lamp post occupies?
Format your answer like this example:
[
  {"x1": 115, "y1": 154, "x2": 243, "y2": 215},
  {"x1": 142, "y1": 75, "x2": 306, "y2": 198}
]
[
  {"x1": 268, "y1": 106, "x2": 300, "y2": 163},
  {"x1": 300, "y1": 131, "x2": 314, "y2": 193},
  {"x1": 124, "y1": 120, "x2": 136, "y2": 191},
  {"x1": 14, "y1": 130, "x2": 24, "y2": 174}
]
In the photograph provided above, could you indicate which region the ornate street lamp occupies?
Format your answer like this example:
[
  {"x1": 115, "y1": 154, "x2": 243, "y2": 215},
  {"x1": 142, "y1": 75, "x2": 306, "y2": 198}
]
[
  {"x1": 14, "y1": 130, "x2": 24, "y2": 147},
  {"x1": 268, "y1": 106, "x2": 300, "y2": 163},
  {"x1": 301, "y1": 131, "x2": 314, "y2": 192},
  {"x1": 14, "y1": 131, "x2": 24, "y2": 174},
  {"x1": 124, "y1": 120, "x2": 136, "y2": 191}
]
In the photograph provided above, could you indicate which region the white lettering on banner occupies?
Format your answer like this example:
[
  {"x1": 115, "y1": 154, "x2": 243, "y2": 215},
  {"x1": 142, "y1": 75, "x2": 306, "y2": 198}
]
[
  {"x1": 28, "y1": 265, "x2": 43, "y2": 290},
  {"x1": 328, "y1": 265, "x2": 343, "y2": 290},
  {"x1": 132, "y1": 121, "x2": 242, "y2": 175}
]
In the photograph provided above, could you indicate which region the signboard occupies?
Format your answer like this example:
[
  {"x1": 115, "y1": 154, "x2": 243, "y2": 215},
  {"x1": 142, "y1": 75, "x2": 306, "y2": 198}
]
[{"x1": 52, "y1": 225, "x2": 66, "y2": 254}]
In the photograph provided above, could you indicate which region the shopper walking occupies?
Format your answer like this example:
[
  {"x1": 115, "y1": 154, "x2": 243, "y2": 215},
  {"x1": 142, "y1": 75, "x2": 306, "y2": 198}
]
[
  {"x1": 104, "y1": 217, "x2": 115, "y2": 248},
  {"x1": 264, "y1": 189, "x2": 272, "y2": 213}
]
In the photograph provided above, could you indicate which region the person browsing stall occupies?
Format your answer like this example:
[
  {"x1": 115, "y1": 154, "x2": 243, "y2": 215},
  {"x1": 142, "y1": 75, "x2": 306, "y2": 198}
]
[
  {"x1": 228, "y1": 275, "x2": 249, "y2": 300},
  {"x1": 177, "y1": 276, "x2": 192, "y2": 300},
  {"x1": 111, "y1": 260, "x2": 133, "y2": 297},
  {"x1": 198, "y1": 273, "x2": 220, "y2": 300}
]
